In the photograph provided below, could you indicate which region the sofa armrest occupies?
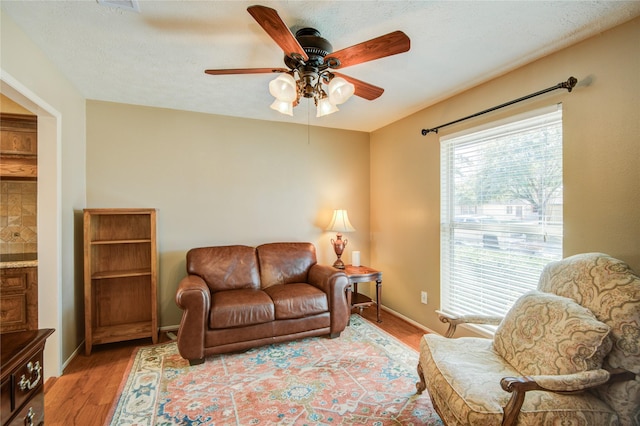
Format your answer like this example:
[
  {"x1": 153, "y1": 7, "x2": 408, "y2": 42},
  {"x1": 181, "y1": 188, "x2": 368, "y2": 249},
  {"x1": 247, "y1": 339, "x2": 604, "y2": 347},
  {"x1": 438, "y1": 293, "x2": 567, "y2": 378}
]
[
  {"x1": 175, "y1": 275, "x2": 211, "y2": 362},
  {"x1": 309, "y1": 264, "x2": 350, "y2": 334},
  {"x1": 436, "y1": 309, "x2": 503, "y2": 338}
]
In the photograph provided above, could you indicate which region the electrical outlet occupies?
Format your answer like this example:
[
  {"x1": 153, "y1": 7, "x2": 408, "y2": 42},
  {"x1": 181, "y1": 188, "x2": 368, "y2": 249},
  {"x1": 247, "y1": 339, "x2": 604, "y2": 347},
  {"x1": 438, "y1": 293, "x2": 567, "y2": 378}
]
[{"x1": 421, "y1": 291, "x2": 428, "y2": 304}]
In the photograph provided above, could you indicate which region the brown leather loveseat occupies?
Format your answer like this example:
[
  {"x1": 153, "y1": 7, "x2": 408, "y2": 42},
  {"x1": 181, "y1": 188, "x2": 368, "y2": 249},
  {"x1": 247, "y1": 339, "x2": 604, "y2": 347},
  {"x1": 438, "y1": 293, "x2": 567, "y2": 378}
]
[{"x1": 175, "y1": 242, "x2": 351, "y2": 364}]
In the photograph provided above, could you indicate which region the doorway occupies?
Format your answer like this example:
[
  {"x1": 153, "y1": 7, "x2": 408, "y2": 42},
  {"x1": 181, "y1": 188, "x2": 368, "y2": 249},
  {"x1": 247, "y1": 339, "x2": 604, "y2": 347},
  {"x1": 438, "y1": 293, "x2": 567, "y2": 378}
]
[{"x1": 1, "y1": 74, "x2": 62, "y2": 378}]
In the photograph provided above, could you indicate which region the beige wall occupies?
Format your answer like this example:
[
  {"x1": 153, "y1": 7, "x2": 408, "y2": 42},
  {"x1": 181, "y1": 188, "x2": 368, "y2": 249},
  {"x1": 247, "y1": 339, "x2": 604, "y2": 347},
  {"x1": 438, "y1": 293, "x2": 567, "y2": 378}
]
[
  {"x1": 86, "y1": 101, "x2": 370, "y2": 327},
  {"x1": 1, "y1": 93, "x2": 33, "y2": 114},
  {"x1": 1, "y1": 8, "x2": 87, "y2": 376},
  {"x1": 371, "y1": 17, "x2": 640, "y2": 336}
]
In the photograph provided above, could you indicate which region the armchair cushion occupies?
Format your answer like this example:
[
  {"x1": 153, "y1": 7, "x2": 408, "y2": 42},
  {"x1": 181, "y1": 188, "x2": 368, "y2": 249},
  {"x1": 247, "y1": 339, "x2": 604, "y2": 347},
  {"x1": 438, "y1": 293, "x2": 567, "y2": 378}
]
[{"x1": 494, "y1": 290, "x2": 612, "y2": 376}]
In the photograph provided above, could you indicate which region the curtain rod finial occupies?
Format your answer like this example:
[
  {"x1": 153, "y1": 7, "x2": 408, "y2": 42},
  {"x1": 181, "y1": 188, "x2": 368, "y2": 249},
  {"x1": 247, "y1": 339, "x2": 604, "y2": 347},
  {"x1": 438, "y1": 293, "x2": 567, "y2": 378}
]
[
  {"x1": 563, "y1": 76, "x2": 578, "y2": 92},
  {"x1": 421, "y1": 128, "x2": 438, "y2": 136}
]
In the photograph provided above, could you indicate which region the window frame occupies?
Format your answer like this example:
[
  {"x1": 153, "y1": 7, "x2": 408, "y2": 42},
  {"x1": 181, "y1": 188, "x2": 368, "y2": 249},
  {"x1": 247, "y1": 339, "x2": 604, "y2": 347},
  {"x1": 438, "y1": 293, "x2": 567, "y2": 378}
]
[{"x1": 439, "y1": 105, "x2": 564, "y2": 327}]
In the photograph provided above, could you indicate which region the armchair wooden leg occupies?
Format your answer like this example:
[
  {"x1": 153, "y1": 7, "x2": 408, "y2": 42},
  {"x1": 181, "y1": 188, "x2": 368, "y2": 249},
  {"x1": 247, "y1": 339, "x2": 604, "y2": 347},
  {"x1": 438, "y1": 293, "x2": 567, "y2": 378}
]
[
  {"x1": 189, "y1": 358, "x2": 205, "y2": 366},
  {"x1": 416, "y1": 361, "x2": 427, "y2": 394}
]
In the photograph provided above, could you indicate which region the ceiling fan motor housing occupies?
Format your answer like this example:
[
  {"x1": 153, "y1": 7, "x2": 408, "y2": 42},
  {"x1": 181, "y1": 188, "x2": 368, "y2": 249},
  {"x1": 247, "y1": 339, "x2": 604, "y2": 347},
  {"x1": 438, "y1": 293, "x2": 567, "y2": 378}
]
[
  {"x1": 285, "y1": 28, "x2": 333, "y2": 68},
  {"x1": 284, "y1": 28, "x2": 337, "y2": 99}
]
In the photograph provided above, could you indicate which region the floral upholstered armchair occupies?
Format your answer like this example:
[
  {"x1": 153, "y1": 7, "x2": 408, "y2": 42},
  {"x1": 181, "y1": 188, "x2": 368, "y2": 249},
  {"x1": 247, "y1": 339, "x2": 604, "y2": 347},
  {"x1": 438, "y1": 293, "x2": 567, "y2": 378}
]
[{"x1": 416, "y1": 253, "x2": 640, "y2": 425}]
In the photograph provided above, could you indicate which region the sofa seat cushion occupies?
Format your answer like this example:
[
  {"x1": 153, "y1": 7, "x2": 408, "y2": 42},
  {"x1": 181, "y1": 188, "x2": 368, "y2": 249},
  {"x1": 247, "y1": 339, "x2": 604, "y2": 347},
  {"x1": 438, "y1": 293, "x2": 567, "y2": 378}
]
[
  {"x1": 264, "y1": 283, "x2": 328, "y2": 320},
  {"x1": 420, "y1": 334, "x2": 619, "y2": 425},
  {"x1": 209, "y1": 289, "x2": 274, "y2": 329}
]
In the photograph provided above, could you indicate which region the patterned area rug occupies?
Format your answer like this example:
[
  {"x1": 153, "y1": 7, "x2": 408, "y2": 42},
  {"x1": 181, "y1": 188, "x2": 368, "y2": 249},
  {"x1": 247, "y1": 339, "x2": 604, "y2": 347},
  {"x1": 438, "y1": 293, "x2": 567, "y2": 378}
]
[{"x1": 107, "y1": 315, "x2": 442, "y2": 425}]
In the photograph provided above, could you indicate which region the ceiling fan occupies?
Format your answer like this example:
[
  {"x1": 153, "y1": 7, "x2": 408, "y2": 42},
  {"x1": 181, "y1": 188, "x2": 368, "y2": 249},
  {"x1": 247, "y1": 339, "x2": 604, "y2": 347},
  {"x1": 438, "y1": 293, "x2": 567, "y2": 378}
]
[{"x1": 205, "y1": 5, "x2": 411, "y2": 117}]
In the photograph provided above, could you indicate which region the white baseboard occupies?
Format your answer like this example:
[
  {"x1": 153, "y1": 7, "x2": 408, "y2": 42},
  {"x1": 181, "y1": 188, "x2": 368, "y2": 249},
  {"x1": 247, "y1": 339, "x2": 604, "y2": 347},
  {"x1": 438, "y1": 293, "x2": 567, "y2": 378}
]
[
  {"x1": 379, "y1": 305, "x2": 439, "y2": 335},
  {"x1": 60, "y1": 341, "x2": 84, "y2": 375}
]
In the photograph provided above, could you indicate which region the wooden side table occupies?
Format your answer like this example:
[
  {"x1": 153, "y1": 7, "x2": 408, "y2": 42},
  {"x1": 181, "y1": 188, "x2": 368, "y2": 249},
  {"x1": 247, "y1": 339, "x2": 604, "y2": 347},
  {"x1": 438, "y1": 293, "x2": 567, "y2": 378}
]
[{"x1": 344, "y1": 265, "x2": 382, "y2": 323}]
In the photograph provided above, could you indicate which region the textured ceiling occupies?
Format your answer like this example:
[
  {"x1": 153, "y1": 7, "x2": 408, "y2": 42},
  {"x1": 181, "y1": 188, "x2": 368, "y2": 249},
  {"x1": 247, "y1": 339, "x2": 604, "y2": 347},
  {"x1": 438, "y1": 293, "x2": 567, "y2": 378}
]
[{"x1": 2, "y1": 1, "x2": 639, "y2": 132}]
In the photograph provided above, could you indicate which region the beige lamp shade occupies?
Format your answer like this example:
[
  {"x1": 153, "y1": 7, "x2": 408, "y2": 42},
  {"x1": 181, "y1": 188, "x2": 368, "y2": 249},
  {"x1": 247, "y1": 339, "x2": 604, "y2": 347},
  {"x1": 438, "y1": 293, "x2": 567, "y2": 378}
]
[{"x1": 326, "y1": 209, "x2": 356, "y2": 233}]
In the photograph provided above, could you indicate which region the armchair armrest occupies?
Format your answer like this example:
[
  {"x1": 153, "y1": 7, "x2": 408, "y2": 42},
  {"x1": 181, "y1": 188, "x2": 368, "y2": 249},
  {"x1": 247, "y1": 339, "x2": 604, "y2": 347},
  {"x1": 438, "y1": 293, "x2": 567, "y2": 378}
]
[
  {"x1": 436, "y1": 309, "x2": 503, "y2": 338},
  {"x1": 309, "y1": 264, "x2": 350, "y2": 335},
  {"x1": 175, "y1": 275, "x2": 211, "y2": 362},
  {"x1": 499, "y1": 369, "x2": 635, "y2": 426}
]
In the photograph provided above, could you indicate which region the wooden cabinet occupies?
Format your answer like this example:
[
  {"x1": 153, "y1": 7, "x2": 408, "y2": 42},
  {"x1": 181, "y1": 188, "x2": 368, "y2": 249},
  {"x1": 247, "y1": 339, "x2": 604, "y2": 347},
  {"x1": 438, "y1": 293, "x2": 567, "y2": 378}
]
[
  {"x1": 0, "y1": 267, "x2": 38, "y2": 333},
  {"x1": 1, "y1": 329, "x2": 54, "y2": 426},
  {"x1": 83, "y1": 208, "x2": 158, "y2": 355},
  {"x1": 0, "y1": 114, "x2": 37, "y2": 179}
]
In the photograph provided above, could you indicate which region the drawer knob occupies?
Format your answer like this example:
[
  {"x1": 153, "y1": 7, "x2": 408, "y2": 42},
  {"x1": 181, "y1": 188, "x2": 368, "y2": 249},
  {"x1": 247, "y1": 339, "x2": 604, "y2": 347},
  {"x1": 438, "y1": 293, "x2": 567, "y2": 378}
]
[{"x1": 18, "y1": 361, "x2": 41, "y2": 391}]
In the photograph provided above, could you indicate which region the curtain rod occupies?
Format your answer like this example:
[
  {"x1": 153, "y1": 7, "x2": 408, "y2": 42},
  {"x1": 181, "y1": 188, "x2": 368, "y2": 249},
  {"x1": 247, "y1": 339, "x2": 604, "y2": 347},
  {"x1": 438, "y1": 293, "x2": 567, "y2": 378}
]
[{"x1": 421, "y1": 76, "x2": 577, "y2": 136}]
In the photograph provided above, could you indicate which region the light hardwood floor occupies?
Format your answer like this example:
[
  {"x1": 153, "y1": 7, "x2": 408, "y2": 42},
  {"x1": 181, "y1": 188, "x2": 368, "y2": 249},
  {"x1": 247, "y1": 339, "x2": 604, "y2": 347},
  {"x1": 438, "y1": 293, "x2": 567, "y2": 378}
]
[{"x1": 43, "y1": 308, "x2": 427, "y2": 426}]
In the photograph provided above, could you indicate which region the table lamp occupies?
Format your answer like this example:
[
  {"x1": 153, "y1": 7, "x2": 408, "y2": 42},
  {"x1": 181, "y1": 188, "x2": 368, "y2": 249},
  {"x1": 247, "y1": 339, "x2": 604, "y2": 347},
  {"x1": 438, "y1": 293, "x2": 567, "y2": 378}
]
[{"x1": 326, "y1": 209, "x2": 356, "y2": 269}]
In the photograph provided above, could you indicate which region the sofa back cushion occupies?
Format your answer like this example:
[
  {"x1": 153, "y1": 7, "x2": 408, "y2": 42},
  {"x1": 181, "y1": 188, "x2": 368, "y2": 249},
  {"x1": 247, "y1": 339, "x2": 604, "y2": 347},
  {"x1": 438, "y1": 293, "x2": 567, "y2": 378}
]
[
  {"x1": 186, "y1": 245, "x2": 260, "y2": 291},
  {"x1": 256, "y1": 242, "x2": 317, "y2": 288}
]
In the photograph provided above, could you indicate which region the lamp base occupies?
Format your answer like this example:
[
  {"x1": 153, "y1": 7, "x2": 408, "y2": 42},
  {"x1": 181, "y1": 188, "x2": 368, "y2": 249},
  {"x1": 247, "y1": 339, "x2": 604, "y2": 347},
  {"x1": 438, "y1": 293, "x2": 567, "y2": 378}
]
[{"x1": 331, "y1": 233, "x2": 348, "y2": 270}]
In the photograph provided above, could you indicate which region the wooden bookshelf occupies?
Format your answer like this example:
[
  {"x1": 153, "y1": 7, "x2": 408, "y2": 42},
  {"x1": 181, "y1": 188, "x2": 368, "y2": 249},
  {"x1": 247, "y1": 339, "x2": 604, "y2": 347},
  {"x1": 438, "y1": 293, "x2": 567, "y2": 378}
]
[{"x1": 83, "y1": 208, "x2": 158, "y2": 355}]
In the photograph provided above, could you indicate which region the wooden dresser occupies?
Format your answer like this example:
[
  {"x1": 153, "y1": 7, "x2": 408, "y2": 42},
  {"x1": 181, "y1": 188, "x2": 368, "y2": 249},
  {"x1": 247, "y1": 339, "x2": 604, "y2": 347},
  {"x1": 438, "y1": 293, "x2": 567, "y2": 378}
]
[{"x1": 1, "y1": 329, "x2": 54, "y2": 426}]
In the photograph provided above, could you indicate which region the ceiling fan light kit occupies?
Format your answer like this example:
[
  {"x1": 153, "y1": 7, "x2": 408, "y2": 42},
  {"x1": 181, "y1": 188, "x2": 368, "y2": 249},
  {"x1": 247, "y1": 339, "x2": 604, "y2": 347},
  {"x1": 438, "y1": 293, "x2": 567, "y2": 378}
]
[
  {"x1": 316, "y1": 95, "x2": 340, "y2": 118},
  {"x1": 328, "y1": 77, "x2": 356, "y2": 105},
  {"x1": 205, "y1": 5, "x2": 410, "y2": 118},
  {"x1": 269, "y1": 74, "x2": 297, "y2": 102},
  {"x1": 270, "y1": 99, "x2": 294, "y2": 116}
]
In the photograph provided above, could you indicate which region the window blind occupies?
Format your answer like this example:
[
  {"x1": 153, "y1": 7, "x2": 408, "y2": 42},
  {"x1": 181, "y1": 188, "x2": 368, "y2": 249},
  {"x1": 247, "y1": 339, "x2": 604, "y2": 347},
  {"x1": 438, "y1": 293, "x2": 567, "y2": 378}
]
[{"x1": 440, "y1": 106, "x2": 563, "y2": 317}]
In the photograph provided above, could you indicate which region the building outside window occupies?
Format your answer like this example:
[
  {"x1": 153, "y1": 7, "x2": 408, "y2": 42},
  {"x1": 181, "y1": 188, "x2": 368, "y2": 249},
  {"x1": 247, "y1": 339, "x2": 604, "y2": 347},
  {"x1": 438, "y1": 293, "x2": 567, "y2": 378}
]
[{"x1": 440, "y1": 105, "x2": 563, "y2": 320}]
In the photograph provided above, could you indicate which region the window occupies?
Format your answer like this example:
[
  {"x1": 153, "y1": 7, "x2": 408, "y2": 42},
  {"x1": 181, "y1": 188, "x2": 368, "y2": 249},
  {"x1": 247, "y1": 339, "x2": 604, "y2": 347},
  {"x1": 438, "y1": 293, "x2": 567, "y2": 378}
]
[{"x1": 440, "y1": 106, "x2": 563, "y2": 318}]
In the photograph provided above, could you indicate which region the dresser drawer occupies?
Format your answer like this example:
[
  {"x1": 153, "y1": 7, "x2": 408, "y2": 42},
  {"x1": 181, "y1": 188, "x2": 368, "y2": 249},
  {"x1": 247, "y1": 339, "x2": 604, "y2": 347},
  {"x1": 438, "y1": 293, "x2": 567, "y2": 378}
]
[
  {"x1": 7, "y1": 392, "x2": 43, "y2": 426},
  {"x1": 13, "y1": 351, "x2": 44, "y2": 416}
]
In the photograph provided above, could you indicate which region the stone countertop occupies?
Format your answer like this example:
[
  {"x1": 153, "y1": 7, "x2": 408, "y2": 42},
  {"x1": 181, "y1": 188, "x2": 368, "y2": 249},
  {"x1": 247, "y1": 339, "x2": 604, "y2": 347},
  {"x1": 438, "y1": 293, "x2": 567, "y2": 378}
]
[{"x1": 0, "y1": 253, "x2": 38, "y2": 269}]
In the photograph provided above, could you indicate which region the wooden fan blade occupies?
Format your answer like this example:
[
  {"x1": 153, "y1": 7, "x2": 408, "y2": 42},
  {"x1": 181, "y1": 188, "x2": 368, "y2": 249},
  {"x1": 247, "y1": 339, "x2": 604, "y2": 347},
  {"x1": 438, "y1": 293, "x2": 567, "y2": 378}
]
[
  {"x1": 247, "y1": 5, "x2": 308, "y2": 61},
  {"x1": 328, "y1": 31, "x2": 410, "y2": 69},
  {"x1": 333, "y1": 72, "x2": 384, "y2": 100},
  {"x1": 205, "y1": 68, "x2": 289, "y2": 75}
]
